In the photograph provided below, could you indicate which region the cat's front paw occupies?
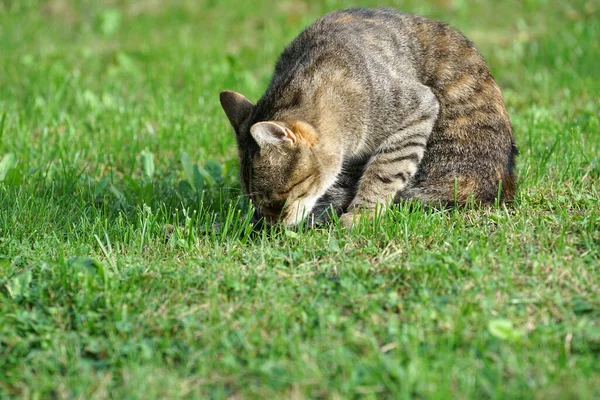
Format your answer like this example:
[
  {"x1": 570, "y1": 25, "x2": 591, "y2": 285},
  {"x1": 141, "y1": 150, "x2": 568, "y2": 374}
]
[
  {"x1": 339, "y1": 207, "x2": 381, "y2": 228},
  {"x1": 339, "y1": 212, "x2": 358, "y2": 228},
  {"x1": 340, "y1": 204, "x2": 386, "y2": 228}
]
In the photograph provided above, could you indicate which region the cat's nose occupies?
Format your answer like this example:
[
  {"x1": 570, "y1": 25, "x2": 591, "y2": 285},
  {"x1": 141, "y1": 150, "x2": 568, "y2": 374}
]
[{"x1": 260, "y1": 200, "x2": 286, "y2": 222}]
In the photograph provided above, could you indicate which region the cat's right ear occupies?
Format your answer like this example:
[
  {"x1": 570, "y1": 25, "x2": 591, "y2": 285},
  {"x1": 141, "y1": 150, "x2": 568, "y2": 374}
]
[
  {"x1": 250, "y1": 122, "x2": 296, "y2": 147},
  {"x1": 219, "y1": 91, "x2": 254, "y2": 132}
]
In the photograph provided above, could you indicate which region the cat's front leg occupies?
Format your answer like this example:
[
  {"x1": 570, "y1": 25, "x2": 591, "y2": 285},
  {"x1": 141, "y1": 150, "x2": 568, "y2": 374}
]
[{"x1": 341, "y1": 88, "x2": 439, "y2": 227}]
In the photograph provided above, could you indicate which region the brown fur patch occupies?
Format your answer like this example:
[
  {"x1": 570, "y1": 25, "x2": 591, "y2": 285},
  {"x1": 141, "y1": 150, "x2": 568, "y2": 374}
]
[
  {"x1": 445, "y1": 73, "x2": 477, "y2": 101},
  {"x1": 289, "y1": 120, "x2": 318, "y2": 145},
  {"x1": 427, "y1": 176, "x2": 492, "y2": 205},
  {"x1": 336, "y1": 15, "x2": 355, "y2": 23},
  {"x1": 435, "y1": 63, "x2": 456, "y2": 83},
  {"x1": 453, "y1": 115, "x2": 471, "y2": 127},
  {"x1": 450, "y1": 173, "x2": 517, "y2": 204},
  {"x1": 454, "y1": 176, "x2": 478, "y2": 203}
]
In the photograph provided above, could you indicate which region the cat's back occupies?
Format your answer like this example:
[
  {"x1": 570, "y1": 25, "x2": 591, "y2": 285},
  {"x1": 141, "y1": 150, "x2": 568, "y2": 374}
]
[
  {"x1": 269, "y1": 8, "x2": 488, "y2": 113},
  {"x1": 274, "y1": 9, "x2": 422, "y2": 79}
]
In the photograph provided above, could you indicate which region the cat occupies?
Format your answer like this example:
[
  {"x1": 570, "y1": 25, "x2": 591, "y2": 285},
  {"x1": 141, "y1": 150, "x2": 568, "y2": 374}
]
[{"x1": 220, "y1": 7, "x2": 517, "y2": 227}]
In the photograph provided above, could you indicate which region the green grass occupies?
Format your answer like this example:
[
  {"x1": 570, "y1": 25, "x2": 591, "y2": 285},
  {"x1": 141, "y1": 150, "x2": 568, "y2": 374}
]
[{"x1": 1, "y1": 0, "x2": 599, "y2": 398}]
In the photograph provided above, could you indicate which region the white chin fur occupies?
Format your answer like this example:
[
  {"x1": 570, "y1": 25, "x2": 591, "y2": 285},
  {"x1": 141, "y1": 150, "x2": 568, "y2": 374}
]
[
  {"x1": 282, "y1": 194, "x2": 320, "y2": 226},
  {"x1": 281, "y1": 168, "x2": 342, "y2": 226}
]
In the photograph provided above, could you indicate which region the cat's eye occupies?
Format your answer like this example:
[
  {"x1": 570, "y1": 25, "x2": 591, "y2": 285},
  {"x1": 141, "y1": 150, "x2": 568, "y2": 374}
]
[{"x1": 278, "y1": 174, "x2": 313, "y2": 197}]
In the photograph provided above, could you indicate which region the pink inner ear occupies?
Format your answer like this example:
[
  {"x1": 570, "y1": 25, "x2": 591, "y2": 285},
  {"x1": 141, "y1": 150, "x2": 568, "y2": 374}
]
[
  {"x1": 284, "y1": 128, "x2": 297, "y2": 144},
  {"x1": 250, "y1": 121, "x2": 297, "y2": 146}
]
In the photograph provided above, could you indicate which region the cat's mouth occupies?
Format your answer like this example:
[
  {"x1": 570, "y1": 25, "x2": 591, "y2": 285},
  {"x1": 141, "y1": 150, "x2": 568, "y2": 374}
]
[
  {"x1": 257, "y1": 201, "x2": 288, "y2": 224},
  {"x1": 256, "y1": 194, "x2": 321, "y2": 226}
]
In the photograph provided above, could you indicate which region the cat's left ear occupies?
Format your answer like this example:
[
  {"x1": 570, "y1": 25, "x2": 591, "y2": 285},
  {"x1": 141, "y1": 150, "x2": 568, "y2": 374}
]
[
  {"x1": 250, "y1": 122, "x2": 297, "y2": 147},
  {"x1": 220, "y1": 91, "x2": 254, "y2": 132}
]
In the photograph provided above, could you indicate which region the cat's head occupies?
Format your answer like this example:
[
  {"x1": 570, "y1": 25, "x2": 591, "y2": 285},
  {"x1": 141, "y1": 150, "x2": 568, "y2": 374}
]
[{"x1": 220, "y1": 90, "x2": 338, "y2": 226}]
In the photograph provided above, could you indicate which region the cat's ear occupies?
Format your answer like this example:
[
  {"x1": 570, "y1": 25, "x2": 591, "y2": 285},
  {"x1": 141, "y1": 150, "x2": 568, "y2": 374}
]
[
  {"x1": 250, "y1": 121, "x2": 297, "y2": 147},
  {"x1": 220, "y1": 90, "x2": 254, "y2": 132}
]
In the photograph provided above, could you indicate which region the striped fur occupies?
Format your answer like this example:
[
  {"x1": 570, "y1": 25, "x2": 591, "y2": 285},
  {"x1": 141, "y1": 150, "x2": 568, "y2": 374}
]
[{"x1": 220, "y1": 8, "x2": 517, "y2": 226}]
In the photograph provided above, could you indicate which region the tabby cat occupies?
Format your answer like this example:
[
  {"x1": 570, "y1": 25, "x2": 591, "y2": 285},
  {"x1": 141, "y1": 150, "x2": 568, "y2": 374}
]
[{"x1": 220, "y1": 8, "x2": 517, "y2": 227}]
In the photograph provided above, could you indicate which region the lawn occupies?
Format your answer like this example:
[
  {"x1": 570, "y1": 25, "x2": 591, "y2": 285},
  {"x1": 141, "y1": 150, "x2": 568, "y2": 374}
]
[{"x1": 1, "y1": 0, "x2": 599, "y2": 398}]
